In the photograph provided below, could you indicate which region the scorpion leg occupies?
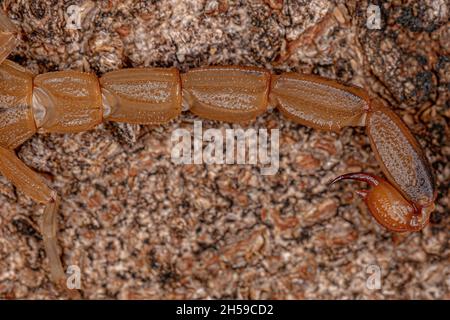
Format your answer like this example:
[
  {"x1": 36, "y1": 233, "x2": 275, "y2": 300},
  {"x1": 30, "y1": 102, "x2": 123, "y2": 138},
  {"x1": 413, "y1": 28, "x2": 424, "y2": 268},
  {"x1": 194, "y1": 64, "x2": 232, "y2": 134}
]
[
  {"x1": 0, "y1": 146, "x2": 67, "y2": 286},
  {"x1": 270, "y1": 73, "x2": 436, "y2": 232}
]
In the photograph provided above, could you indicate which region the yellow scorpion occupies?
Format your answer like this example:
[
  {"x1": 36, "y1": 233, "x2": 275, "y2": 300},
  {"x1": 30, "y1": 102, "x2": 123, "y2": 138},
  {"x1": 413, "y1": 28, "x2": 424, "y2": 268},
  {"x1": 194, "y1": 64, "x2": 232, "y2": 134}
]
[{"x1": 0, "y1": 10, "x2": 436, "y2": 294}]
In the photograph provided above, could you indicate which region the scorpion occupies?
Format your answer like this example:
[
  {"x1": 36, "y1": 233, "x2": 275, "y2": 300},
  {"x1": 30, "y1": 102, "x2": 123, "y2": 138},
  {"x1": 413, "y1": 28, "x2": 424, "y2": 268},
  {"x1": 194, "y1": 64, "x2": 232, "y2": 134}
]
[{"x1": 0, "y1": 10, "x2": 437, "y2": 295}]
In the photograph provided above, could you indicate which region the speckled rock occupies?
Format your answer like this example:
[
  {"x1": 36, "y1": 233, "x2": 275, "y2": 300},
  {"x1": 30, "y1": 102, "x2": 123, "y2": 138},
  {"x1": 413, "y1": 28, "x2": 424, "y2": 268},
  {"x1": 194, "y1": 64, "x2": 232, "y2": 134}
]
[{"x1": 0, "y1": 0, "x2": 448, "y2": 299}]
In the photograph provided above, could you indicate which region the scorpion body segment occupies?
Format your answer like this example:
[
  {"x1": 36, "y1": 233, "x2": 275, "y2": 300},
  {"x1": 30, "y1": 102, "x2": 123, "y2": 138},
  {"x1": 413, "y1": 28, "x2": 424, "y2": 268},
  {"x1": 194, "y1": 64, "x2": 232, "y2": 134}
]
[
  {"x1": 0, "y1": 10, "x2": 438, "y2": 294},
  {"x1": 270, "y1": 73, "x2": 369, "y2": 132},
  {"x1": 100, "y1": 68, "x2": 182, "y2": 124},
  {"x1": 330, "y1": 173, "x2": 433, "y2": 232},
  {"x1": 181, "y1": 66, "x2": 271, "y2": 122},
  {"x1": 0, "y1": 12, "x2": 18, "y2": 67},
  {"x1": 365, "y1": 102, "x2": 436, "y2": 208},
  {"x1": 0, "y1": 60, "x2": 35, "y2": 149},
  {"x1": 32, "y1": 71, "x2": 103, "y2": 133}
]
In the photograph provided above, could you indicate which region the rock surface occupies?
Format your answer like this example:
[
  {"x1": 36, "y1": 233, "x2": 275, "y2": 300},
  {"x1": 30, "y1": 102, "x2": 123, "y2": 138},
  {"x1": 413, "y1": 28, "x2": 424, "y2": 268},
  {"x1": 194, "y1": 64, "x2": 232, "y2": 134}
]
[{"x1": 0, "y1": 0, "x2": 448, "y2": 299}]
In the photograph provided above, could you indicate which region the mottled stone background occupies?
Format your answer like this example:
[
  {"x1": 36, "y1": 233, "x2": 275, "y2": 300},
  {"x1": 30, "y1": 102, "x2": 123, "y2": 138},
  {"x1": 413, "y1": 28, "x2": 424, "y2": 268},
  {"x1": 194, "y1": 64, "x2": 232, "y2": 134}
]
[{"x1": 0, "y1": 0, "x2": 448, "y2": 299}]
